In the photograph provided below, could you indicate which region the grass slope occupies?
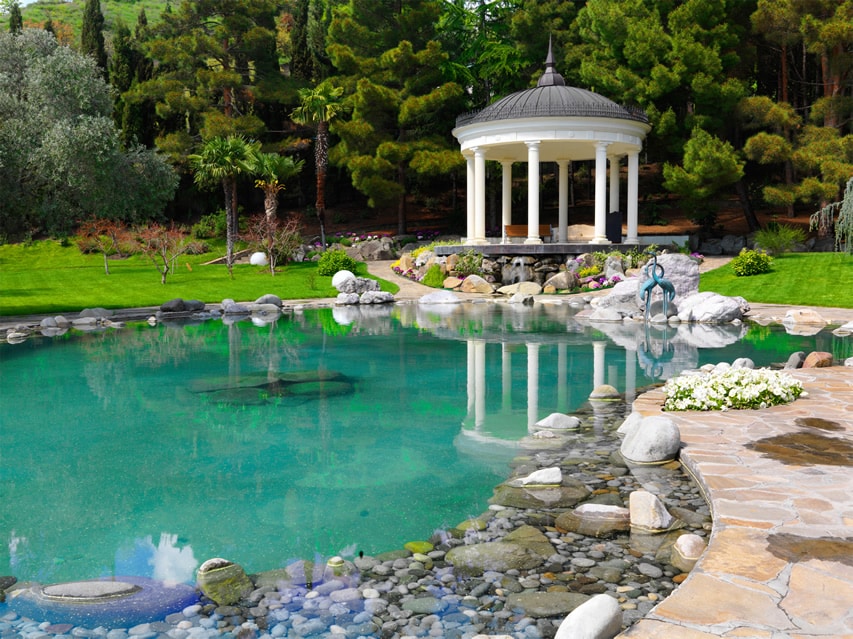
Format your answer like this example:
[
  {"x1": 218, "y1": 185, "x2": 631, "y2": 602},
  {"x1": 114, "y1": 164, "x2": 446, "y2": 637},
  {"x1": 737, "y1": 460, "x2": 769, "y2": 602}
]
[
  {"x1": 0, "y1": 240, "x2": 397, "y2": 316},
  {"x1": 700, "y1": 252, "x2": 853, "y2": 308},
  {"x1": 21, "y1": 0, "x2": 169, "y2": 40}
]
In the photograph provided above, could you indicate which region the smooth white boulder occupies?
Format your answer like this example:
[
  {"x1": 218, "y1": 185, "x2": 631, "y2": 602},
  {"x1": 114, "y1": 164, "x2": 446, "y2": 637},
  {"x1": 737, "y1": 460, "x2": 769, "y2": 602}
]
[
  {"x1": 620, "y1": 415, "x2": 681, "y2": 464},
  {"x1": 554, "y1": 593, "x2": 623, "y2": 639},
  {"x1": 331, "y1": 269, "x2": 356, "y2": 289}
]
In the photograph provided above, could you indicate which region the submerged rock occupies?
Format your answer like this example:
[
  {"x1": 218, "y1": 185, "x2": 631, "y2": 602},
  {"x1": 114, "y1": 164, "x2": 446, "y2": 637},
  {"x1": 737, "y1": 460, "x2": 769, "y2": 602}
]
[{"x1": 196, "y1": 558, "x2": 253, "y2": 605}]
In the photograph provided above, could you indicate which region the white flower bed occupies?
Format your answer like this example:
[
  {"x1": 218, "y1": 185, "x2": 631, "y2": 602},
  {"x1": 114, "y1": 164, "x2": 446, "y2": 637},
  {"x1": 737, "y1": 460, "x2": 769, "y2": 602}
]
[{"x1": 663, "y1": 367, "x2": 805, "y2": 411}]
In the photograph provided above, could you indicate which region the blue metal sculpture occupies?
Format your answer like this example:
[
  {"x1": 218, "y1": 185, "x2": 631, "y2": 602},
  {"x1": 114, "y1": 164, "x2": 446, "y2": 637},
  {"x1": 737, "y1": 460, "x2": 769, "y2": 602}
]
[{"x1": 638, "y1": 251, "x2": 675, "y2": 321}]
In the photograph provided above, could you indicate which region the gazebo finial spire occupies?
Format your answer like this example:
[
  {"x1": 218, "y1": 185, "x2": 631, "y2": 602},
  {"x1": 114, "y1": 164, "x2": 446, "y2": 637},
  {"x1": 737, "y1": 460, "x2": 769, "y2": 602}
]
[{"x1": 537, "y1": 35, "x2": 565, "y2": 87}]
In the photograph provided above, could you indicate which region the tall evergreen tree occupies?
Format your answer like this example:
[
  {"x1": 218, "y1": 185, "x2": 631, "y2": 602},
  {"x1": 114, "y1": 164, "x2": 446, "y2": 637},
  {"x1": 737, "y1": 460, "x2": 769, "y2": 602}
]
[
  {"x1": 8, "y1": 1, "x2": 22, "y2": 34},
  {"x1": 326, "y1": 0, "x2": 466, "y2": 234},
  {"x1": 81, "y1": 0, "x2": 107, "y2": 72},
  {"x1": 142, "y1": 0, "x2": 280, "y2": 161},
  {"x1": 289, "y1": 0, "x2": 312, "y2": 80}
]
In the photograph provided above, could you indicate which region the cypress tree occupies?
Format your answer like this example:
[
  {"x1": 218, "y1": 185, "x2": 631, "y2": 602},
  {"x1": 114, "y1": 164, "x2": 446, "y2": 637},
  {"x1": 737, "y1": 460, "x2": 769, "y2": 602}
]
[
  {"x1": 81, "y1": 0, "x2": 107, "y2": 72},
  {"x1": 9, "y1": 2, "x2": 22, "y2": 34},
  {"x1": 289, "y1": 0, "x2": 311, "y2": 80}
]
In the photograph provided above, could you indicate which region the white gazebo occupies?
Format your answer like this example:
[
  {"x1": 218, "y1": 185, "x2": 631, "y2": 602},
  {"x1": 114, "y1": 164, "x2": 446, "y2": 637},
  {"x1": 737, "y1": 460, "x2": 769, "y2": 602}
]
[{"x1": 452, "y1": 45, "x2": 651, "y2": 246}]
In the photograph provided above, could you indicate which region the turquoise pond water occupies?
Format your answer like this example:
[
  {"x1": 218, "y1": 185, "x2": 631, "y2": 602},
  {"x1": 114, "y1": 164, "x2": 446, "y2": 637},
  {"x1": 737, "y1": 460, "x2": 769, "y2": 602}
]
[{"x1": 0, "y1": 303, "x2": 847, "y2": 585}]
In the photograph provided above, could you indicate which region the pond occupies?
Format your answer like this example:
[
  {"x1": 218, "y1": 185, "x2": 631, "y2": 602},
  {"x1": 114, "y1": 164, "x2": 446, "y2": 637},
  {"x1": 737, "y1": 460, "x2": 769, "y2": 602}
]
[{"x1": 0, "y1": 301, "x2": 845, "y2": 586}]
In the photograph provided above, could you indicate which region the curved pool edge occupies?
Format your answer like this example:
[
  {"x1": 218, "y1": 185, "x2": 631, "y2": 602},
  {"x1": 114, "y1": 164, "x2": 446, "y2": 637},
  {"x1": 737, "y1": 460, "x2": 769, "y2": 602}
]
[{"x1": 619, "y1": 366, "x2": 853, "y2": 637}]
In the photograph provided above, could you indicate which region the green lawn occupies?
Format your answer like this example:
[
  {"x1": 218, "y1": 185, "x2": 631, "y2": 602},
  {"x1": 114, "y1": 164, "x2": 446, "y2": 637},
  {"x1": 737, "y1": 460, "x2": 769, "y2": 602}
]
[
  {"x1": 0, "y1": 240, "x2": 397, "y2": 317},
  {"x1": 700, "y1": 252, "x2": 853, "y2": 307}
]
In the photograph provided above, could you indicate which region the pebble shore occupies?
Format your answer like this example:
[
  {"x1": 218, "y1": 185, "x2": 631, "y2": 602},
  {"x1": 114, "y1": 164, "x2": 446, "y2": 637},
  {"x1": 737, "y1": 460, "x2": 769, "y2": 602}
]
[{"x1": 1, "y1": 402, "x2": 710, "y2": 639}]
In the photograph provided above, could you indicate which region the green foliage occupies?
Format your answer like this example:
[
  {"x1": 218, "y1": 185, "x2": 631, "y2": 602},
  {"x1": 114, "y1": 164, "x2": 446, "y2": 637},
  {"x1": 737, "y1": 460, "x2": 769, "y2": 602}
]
[
  {"x1": 453, "y1": 249, "x2": 484, "y2": 278},
  {"x1": 421, "y1": 263, "x2": 445, "y2": 288},
  {"x1": 81, "y1": 0, "x2": 107, "y2": 71},
  {"x1": 578, "y1": 265, "x2": 602, "y2": 278},
  {"x1": 410, "y1": 239, "x2": 461, "y2": 258},
  {"x1": 811, "y1": 177, "x2": 853, "y2": 252},
  {"x1": 0, "y1": 29, "x2": 177, "y2": 239},
  {"x1": 192, "y1": 211, "x2": 228, "y2": 240},
  {"x1": 753, "y1": 222, "x2": 806, "y2": 256},
  {"x1": 663, "y1": 128, "x2": 744, "y2": 226},
  {"x1": 730, "y1": 248, "x2": 773, "y2": 277},
  {"x1": 317, "y1": 249, "x2": 358, "y2": 276},
  {"x1": 327, "y1": 1, "x2": 466, "y2": 233}
]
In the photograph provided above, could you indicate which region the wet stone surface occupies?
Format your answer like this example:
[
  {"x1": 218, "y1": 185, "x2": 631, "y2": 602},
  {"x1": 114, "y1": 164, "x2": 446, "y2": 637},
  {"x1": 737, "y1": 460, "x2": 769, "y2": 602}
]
[{"x1": 0, "y1": 403, "x2": 711, "y2": 639}]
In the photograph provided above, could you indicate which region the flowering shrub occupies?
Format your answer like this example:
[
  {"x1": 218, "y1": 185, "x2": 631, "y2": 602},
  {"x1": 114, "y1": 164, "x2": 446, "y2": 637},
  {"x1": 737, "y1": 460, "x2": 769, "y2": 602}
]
[
  {"x1": 663, "y1": 367, "x2": 805, "y2": 411},
  {"x1": 731, "y1": 248, "x2": 773, "y2": 276}
]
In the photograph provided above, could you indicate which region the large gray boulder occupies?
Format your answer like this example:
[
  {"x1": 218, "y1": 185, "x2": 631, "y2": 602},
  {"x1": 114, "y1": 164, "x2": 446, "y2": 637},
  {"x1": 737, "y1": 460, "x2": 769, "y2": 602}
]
[
  {"x1": 490, "y1": 478, "x2": 590, "y2": 509},
  {"x1": 337, "y1": 276, "x2": 379, "y2": 295},
  {"x1": 676, "y1": 292, "x2": 749, "y2": 323},
  {"x1": 445, "y1": 542, "x2": 545, "y2": 576},
  {"x1": 639, "y1": 253, "x2": 699, "y2": 305},
  {"x1": 345, "y1": 237, "x2": 396, "y2": 261}
]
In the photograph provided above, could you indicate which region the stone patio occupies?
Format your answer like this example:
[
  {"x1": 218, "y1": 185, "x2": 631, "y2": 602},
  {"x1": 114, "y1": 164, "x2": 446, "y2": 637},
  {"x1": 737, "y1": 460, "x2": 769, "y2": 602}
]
[{"x1": 621, "y1": 366, "x2": 853, "y2": 638}]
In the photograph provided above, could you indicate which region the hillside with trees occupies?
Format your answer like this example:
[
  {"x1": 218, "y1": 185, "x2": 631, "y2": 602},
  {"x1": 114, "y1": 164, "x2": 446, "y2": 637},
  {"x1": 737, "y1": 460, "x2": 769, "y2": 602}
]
[{"x1": 1, "y1": 0, "x2": 851, "y2": 243}]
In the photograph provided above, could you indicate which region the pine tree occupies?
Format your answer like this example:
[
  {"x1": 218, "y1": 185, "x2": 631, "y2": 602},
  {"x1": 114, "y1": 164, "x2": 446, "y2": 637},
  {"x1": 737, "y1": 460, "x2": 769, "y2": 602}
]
[{"x1": 81, "y1": 0, "x2": 107, "y2": 72}]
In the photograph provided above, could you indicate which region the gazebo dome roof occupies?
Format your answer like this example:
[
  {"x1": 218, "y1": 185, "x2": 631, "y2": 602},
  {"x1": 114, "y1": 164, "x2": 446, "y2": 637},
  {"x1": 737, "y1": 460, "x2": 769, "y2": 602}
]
[{"x1": 455, "y1": 43, "x2": 648, "y2": 128}]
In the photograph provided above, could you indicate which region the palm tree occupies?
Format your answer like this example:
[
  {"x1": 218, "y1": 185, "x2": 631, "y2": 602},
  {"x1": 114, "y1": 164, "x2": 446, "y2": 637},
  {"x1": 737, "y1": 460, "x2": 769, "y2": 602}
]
[
  {"x1": 188, "y1": 136, "x2": 254, "y2": 276},
  {"x1": 250, "y1": 151, "x2": 305, "y2": 223},
  {"x1": 291, "y1": 82, "x2": 345, "y2": 250}
]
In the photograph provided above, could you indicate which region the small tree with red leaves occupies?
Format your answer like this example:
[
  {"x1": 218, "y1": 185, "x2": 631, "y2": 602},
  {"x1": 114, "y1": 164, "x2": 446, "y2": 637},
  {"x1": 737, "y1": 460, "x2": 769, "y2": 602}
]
[
  {"x1": 136, "y1": 223, "x2": 191, "y2": 284},
  {"x1": 77, "y1": 218, "x2": 136, "y2": 275}
]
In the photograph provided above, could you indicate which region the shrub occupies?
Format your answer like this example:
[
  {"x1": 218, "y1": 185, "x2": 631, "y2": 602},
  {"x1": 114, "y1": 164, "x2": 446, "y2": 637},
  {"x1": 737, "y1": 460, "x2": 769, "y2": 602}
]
[
  {"x1": 730, "y1": 248, "x2": 773, "y2": 276},
  {"x1": 192, "y1": 211, "x2": 227, "y2": 239},
  {"x1": 754, "y1": 222, "x2": 806, "y2": 255},
  {"x1": 454, "y1": 249, "x2": 484, "y2": 278},
  {"x1": 421, "y1": 264, "x2": 445, "y2": 288},
  {"x1": 578, "y1": 265, "x2": 602, "y2": 278},
  {"x1": 317, "y1": 249, "x2": 358, "y2": 276}
]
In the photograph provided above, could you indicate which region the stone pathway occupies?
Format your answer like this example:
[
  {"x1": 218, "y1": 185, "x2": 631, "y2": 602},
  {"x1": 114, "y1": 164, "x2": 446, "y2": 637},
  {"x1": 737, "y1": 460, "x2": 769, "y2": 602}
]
[{"x1": 621, "y1": 367, "x2": 853, "y2": 638}]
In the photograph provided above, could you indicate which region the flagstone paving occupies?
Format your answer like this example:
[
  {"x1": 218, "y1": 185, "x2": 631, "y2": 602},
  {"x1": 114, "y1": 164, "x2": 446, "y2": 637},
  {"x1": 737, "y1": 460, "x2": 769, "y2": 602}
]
[{"x1": 620, "y1": 366, "x2": 853, "y2": 638}]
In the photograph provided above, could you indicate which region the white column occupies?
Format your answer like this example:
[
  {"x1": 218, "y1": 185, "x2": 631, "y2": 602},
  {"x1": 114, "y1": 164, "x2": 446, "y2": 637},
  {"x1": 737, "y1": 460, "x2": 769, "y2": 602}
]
[
  {"x1": 557, "y1": 343, "x2": 568, "y2": 413},
  {"x1": 501, "y1": 343, "x2": 512, "y2": 411},
  {"x1": 626, "y1": 150, "x2": 640, "y2": 245},
  {"x1": 609, "y1": 155, "x2": 620, "y2": 215},
  {"x1": 465, "y1": 154, "x2": 474, "y2": 245},
  {"x1": 466, "y1": 340, "x2": 475, "y2": 420},
  {"x1": 557, "y1": 160, "x2": 569, "y2": 242},
  {"x1": 526, "y1": 342, "x2": 540, "y2": 427},
  {"x1": 591, "y1": 142, "x2": 610, "y2": 244},
  {"x1": 525, "y1": 141, "x2": 542, "y2": 244},
  {"x1": 501, "y1": 161, "x2": 513, "y2": 244},
  {"x1": 593, "y1": 340, "x2": 606, "y2": 390},
  {"x1": 625, "y1": 347, "x2": 637, "y2": 405},
  {"x1": 473, "y1": 147, "x2": 487, "y2": 244},
  {"x1": 474, "y1": 340, "x2": 486, "y2": 429}
]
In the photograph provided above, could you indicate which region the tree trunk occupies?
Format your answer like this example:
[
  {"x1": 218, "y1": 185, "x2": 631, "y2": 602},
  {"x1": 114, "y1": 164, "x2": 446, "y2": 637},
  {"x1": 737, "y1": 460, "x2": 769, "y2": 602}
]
[
  {"x1": 735, "y1": 179, "x2": 761, "y2": 233},
  {"x1": 316, "y1": 121, "x2": 329, "y2": 250},
  {"x1": 103, "y1": 251, "x2": 110, "y2": 276},
  {"x1": 223, "y1": 177, "x2": 236, "y2": 278}
]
